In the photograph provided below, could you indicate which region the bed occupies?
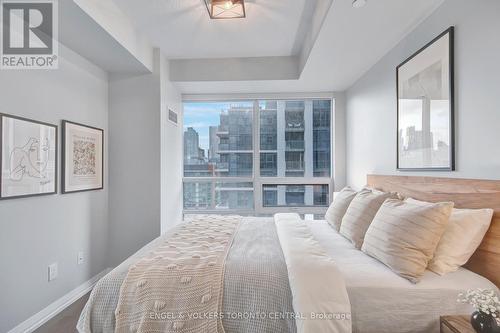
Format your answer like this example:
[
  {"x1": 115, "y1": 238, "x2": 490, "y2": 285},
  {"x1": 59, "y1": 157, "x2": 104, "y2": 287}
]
[
  {"x1": 309, "y1": 219, "x2": 496, "y2": 333},
  {"x1": 78, "y1": 175, "x2": 500, "y2": 333}
]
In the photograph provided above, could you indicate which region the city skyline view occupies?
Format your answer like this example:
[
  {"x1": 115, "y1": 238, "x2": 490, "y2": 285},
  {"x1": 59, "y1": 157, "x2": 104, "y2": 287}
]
[
  {"x1": 183, "y1": 99, "x2": 333, "y2": 212},
  {"x1": 184, "y1": 102, "x2": 252, "y2": 156}
]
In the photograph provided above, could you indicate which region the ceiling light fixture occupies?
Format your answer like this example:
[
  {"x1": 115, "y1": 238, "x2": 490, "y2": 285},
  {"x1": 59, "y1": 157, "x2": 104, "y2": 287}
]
[
  {"x1": 204, "y1": 0, "x2": 246, "y2": 19},
  {"x1": 352, "y1": 0, "x2": 367, "y2": 8}
]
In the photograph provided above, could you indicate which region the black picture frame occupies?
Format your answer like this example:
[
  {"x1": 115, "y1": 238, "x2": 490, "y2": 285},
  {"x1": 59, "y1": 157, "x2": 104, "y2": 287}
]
[
  {"x1": 62, "y1": 120, "x2": 104, "y2": 194},
  {"x1": 0, "y1": 113, "x2": 58, "y2": 200},
  {"x1": 396, "y1": 26, "x2": 455, "y2": 171}
]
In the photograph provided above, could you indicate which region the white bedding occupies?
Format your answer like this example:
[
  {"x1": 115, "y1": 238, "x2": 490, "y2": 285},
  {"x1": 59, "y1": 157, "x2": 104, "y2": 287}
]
[
  {"x1": 275, "y1": 213, "x2": 351, "y2": 333},
  {"x1": 308, "y1": 220, "x2": 498, "y2": 333}
]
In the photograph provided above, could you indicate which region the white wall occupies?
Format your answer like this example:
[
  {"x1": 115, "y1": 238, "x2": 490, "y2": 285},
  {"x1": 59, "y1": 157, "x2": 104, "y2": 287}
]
[
  {"x1": 160, "y1": 58, "x2": 183, "y2": 233},
  {"x1": 72, "y1": 0, "x2": 154, "y2": 72},
  {"x1": 107, "y1": 55, "x2": 161, "y2": 267},
  {"x1": 0, "y1": 45, "x2": 109, "y2": 332},
  {"x1": 108, "y1": 50, "x2": 183, "y2": 266},
  {"x1": 170, "y1": 56, "x2": 300, "y2": 82},
  {"x1": 345, "y1": 0, "x2": 500, "y2": 189}
]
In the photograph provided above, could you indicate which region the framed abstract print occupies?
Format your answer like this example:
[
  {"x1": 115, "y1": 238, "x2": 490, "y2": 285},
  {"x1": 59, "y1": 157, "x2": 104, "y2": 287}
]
[
  {"x1": 397, "y1": 27, "x2": 455, "y2": 171},
  {"x1": 0, "y1": 114, "x2": 57, "y2": 199},
  {"x1": 62, "y1": 120, "x2": 103, "y2": 193}
]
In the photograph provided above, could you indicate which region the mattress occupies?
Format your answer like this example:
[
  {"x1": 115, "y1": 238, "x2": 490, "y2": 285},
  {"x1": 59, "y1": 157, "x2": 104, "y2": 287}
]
[{"x1": 308, "y1": 220, "x2": 497, "y2": 333}]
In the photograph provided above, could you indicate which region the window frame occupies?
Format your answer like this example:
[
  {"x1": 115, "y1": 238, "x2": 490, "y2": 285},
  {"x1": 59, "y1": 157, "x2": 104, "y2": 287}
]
[{"x1": 182, "y1": 95, "x2": 335, "y2": 216}]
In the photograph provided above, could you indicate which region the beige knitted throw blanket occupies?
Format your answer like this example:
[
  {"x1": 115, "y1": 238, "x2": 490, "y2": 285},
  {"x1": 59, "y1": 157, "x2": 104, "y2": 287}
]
[{"x1": 115, "y1": 215, "x2": 242, "y2": 333}]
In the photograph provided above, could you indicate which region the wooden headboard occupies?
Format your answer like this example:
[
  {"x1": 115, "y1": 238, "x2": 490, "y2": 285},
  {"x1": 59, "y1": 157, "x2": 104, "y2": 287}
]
[{"x1": 366, "y1": 174, "x2": 500, "y2": 288}]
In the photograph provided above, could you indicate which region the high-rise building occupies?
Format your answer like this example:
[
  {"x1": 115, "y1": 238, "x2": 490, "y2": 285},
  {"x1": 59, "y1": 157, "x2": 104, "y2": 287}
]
[
  {"x1": 198, "y1": 147, "x2": 205, "y2": 160},
  {"x1": 208, "y1": 126, "x2": 219, "y2": 162},
  {"x1": 215, "y1": 105, "x2": 253, "y2": 177},
  {"x1": 211, "y1": 105, "x2": 254, "y2": 210},
  {"x1": 183, "y1": 127, "x2": 212, "y2": 207},
  {"x1": 313, "y1": 100, "x2": 331, "y2": 177},
  {"x1": 184, "y1": 127, "x2": 211, "y2": 177},
  {"x1": 260, "y1": 101, "x2": 278, "y2": 177},
  {"x1": 261, "y1": 100, "x2": 331, "y2": 206},
  {"x1": 184, "y1": 127, "x2": 201, "y2": 164},
  {"x1": 284, "y1": 100, "x2": 306, "y2": 177},
  {"x1": 213, "y1": 100, "x2": 331, "y2": 208},
  {"x1": 183, "y1": 182, "x2": 212, "y2": 209}
]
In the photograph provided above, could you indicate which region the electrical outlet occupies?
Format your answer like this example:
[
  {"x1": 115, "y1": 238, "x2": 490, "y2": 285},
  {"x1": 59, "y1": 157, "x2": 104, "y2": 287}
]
[
  {"x1": 77, "y1": 251, "x2": 84, "y2": 265},
  {"x1": 48, "y1": 263, "x2": 58, "y2": 281}
]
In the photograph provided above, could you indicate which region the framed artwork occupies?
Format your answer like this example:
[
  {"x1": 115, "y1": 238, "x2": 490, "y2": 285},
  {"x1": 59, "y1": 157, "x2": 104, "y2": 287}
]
[
  {"x1": 62, "y1": 120, "x2": 103, "y2": 193},
  {"x1": 0, "y1": 114, "x2": 57, "y2": 199},
  {"x1": 397, "y1": 27, "x2": 455, "y2": 171}
]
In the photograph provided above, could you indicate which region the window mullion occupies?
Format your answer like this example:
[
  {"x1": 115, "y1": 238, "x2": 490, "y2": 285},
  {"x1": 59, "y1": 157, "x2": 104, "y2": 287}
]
[
  {"x1": 253, "y1": 100, "x2": 262, "y2": 214},
  {"x1": 330, "y1": 98, "x2": 335, "y2": 202},
  {"x1": 211, "y1": 178, "x2": 216, "y2": 210}
]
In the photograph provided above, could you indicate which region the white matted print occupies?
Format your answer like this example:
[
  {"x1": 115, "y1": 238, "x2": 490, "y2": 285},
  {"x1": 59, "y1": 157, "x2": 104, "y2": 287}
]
[
  {"x1": 0, "y1": 114, "x2": 57, "y2": 199},
  {"x1": 62, "y1": 121, "x2": 103, "y2": 193},
  {"x1": 397, "y1": 27, "x2": 454, "y2": 170}
]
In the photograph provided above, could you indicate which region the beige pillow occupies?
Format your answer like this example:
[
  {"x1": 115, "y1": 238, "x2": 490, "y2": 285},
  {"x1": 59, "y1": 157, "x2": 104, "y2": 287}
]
[
  {"x1": 428, "y1": 207, "x2": 493, "y2": 275},
  {"x1": 325, "y1": 187, "x2": 357, "y2": 231},
  {"x1": 339, "y1": 188, "x2": 397, "y2": 248},
  {"x1": 406, "y1": 199, "x2": 494, "y2": 275},
  {"x1": 361, "y1": 198, "x2": 454, "y2": 283}
]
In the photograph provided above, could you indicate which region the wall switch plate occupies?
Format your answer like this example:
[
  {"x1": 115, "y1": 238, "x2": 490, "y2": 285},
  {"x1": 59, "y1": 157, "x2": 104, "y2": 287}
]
[
  {"x1": 48, "y1": 263, "x2": 58, "y2": 281},
  {"x1": 77, "y1": 251, "x2": 84, "y2": 265}
]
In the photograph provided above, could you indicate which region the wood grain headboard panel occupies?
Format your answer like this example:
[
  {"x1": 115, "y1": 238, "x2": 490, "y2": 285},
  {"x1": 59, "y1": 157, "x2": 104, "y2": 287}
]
[{"x1": 366, "y1": 175, "x2": 500, "y2": 288}]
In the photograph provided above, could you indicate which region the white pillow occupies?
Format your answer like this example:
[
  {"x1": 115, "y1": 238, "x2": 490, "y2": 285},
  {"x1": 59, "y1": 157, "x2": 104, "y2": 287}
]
[
  {"x1": 428, "y1": 207, "x2": 493, "y2": 275},
  {"x1": 325, "y1": 187, "x2": 357, "y2": 231}
]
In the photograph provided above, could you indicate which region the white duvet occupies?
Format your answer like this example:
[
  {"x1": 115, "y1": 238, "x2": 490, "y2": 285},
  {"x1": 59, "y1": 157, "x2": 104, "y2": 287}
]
[{"x1": 274, "y1": 213, "x2": 352, "y2": 333}]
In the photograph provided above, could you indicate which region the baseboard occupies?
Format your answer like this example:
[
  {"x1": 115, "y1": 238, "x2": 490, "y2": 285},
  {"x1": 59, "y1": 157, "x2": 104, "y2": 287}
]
[{"x1": 7, "y1": 267, "x2": 113, "y2": 333}]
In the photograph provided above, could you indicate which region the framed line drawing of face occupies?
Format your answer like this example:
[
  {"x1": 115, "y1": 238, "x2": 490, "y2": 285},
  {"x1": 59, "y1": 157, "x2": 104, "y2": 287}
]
[
  {"x1": 0, "y1": 113, "x2": 58, "y2": 199},
  {"x1": 62, "y1": 120, "x2": 104, "y2": 193},
  {"x1": 397, "y1": 27, "x2": 455, "y2": 171}
]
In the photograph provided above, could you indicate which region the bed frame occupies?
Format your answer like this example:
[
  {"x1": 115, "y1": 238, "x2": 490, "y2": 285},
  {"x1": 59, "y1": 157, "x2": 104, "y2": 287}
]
[{"x1": 366, "y1": 174, "x2": 500, "y2": 288}]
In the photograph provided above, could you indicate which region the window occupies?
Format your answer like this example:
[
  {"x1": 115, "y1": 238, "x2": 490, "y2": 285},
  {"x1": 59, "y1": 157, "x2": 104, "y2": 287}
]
[
  {"x1": 260, "y1": 153, "x2": 277, "y2": 176},
  {"x1": 215, "y1": 182, "x2": 254, "y2": 210},
  {"x1": 262, "y1": 184, "x2": 330, "y2": 207},
  {"x1": 184, "y1": 101, "x2": 253, "y2": 178},
  {"x1": 183, "y1": 98, "x2": 333, "y2": 215}
]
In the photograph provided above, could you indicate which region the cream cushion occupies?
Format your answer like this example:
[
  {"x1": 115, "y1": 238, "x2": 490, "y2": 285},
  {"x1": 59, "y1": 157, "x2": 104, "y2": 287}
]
[
  {"x1": 402, "y1": 199, "x2": 494, "y2": 275},
  {"x1": 361, "y1": 198, "x2": 454, "y2": 283},
  {"x1": 429, "y1": 208, "x2": 493, "y2": 275},
  {"x1": 325, "y1": 187, "x2": 357, "y2": 231},
  {"x1": 339, "y1": 188, "x2": 396, "y2": 248}
]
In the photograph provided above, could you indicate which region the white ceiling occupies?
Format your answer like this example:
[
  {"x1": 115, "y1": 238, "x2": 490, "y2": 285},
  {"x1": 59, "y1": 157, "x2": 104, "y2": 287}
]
[
  {"x1": 112, "y1": 0, "x2": 444, "y2": 93},
  {"x1": 112, "y1": 0, "x2": 311, "y2": 59},
  {"x1": 176, "y1": 0, "x2": 444, "y2": 93},
  {"x1": 58, "y1": 0, "x2": 152, "y2": 73}
]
